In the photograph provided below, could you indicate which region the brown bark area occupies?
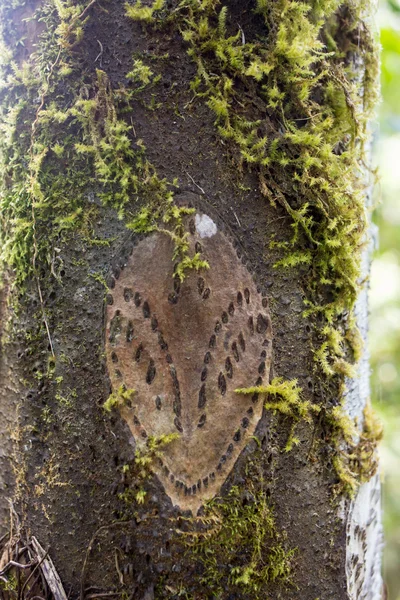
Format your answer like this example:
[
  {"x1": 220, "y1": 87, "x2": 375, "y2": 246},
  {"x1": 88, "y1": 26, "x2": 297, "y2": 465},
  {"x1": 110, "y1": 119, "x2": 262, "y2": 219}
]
[{"x1": 0, "y1": 1, "x2": 373, "y2": 599}]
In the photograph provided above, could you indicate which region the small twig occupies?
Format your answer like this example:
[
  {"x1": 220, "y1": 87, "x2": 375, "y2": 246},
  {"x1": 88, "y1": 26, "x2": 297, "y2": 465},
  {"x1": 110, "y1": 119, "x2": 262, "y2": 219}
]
[
  {"x1": 94, "y1": 40, "x2": 103, "y2": 67},
  {"x1": 231, "y1": 209, "x2": 241, "y2": 227},
  {"x1": 19, "y1": 553, "x2": 46, "y2": 598},
  {"x1": 130, "y1": 117, "x2": 137, "y2": 138},
  {"x1": 0, "y1": 560, "x2": 37, "y2": 576},
  {"x1": 80, "y1": 522, "x2": 132, "y2": 600},
  {"x1": 238, "y1": 24, "x2": 245, "y2": 45},
  {"x1": 114, "y1": 550, "x2": 123, "y2": 586},
  {"x1": 185, "y1": 171, "x2": 205, "y2": 195},
  {"x1": 67, "y1": 0, "x2": 97, "y2": 34}
]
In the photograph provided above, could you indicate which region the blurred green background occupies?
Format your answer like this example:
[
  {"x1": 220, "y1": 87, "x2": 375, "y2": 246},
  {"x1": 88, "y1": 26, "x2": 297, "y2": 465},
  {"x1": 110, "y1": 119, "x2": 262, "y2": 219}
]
[{"x1": 371, "y1": 1, "x2": 400, "y2": 597}]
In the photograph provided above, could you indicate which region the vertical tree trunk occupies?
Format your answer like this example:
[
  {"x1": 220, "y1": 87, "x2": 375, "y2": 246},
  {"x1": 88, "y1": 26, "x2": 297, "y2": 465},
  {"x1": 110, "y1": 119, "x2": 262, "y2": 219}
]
[{"x1": 0, "y1": 1, "x2": 382, "y2": 599}]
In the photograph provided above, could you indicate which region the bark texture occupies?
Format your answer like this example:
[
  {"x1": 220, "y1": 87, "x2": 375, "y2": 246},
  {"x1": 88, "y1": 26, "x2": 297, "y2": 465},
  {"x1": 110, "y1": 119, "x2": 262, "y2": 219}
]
[{"x1": 0, "y1": 1, "x2": 382, "y2": 599}]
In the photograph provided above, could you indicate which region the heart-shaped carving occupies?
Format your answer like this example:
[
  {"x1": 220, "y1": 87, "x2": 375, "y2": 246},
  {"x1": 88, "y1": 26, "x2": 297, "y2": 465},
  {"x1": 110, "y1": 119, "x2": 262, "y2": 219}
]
[{"x1": 105, "y1": 212, "x2": 272, "y2": 511}]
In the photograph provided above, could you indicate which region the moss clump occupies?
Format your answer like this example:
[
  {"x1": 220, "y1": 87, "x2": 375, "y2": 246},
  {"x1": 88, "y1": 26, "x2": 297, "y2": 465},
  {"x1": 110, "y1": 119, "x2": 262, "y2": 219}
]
[
  {"x1": 125, "y1": 0, "x2": 379, "y2": 376},
  {"x1": 131, "y1": 433, "x2": 179, "y2": 505},
  {"x1": 180, "y1": 483, "x2": 295, "y2": 598},
  {"x1": 326, "y1": 401, "x2": 383, "y2": 497},
  {"x1": 237, "y1": 377, "x2": 320, "y2": 451},
  {"x1": 103, "y1": 385, "x2": 136, "y2": 412}
]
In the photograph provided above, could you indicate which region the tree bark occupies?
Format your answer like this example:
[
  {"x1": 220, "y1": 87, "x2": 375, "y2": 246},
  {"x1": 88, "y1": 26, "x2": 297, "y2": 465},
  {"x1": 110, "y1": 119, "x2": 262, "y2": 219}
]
[{"x1": 0, "y1": 1, "x2": 382, "y2": 599}]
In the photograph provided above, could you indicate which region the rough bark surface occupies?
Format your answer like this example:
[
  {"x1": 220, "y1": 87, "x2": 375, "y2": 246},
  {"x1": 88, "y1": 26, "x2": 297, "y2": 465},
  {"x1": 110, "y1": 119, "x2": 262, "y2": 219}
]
[{"x1": 0, "y1": 1, "x2": 382, "y2": 599}]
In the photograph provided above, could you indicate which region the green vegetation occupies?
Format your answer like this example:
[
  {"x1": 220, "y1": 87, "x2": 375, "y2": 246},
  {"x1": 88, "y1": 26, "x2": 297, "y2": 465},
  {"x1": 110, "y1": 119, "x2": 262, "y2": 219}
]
[
  {"x1": 180, "y1": 482, "x2": 295, "y2": 598},
  {"x1": 237, "y1": 377, "x2": 320, "y2": 451},
  {"x1": 103, "y1": 385, "x2": 136, "y2": 412},
  {"x1": 126, "y1": 0, "x2": 379, "y2": 377}
]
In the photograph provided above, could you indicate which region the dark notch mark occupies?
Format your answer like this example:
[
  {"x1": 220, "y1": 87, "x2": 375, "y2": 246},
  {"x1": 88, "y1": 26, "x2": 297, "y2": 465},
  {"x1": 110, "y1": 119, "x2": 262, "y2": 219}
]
[
  {"x1": 143, "y1": 301, "x2": 150, "y2": 319},
  {"x1": 126, "y1": 321, "x2": 134, "y2": 343},
  {"x1": 155, "y1": 396, "x2": 162, "y2": 410},
  {"x1": 262, "y1": 297, "x2": 268, "y2": 308},
  {"x1": 198, "y1": 413, "x2": 206, "y2": 428},
  {"x1": 227, "y1": 443, "x2": 234, "y2": 455},
  {"x1": 151, "y1": 316, "x2": 158, "y2": 331},
  {"x1": 238, "y1": 332, "x2": 246, "y2": 352},
  {"x1": 170, "y1": 474, "x2": 175, "y2": 483},
  {"x1": 244, "y1": 288, "x2": 250, "y2": 304},
  {"x1": 123, "y1": 288, "x2": 133, "y2": 302},
  {"x1": 192, "y1": 484, "x2": 197, "y2": 494},
  {"x1": 216, "y1": 462, "x2": 222, "y2": 472},
  {"x1": 261, "y1": 350, "x2": 267, "y2": 359},
  {"x1": 263, "y1": 338, "x2": 270, "y2": 347},
  {"x1": 247, "y1": 406, "x2": 254, "y2": 415},
  {"x1": 225, "y1": 357, "x2": 233, "y2": 379},
  {"x1": 237, "y1": 291, "x2": 243, "y2": 306},
  {"x1": 256, "y1": 313, "x2": 270, "y2": 334},
  {"x1": 158, "y1": 333, "x2": 168, "y2": 351},
  {"x1": 174, "y1": 277, "x2": 181, "y2": 294},
  {"x1": 228, "y1": 302, "x2": 235, "y2": 316},
  {"x1": 141, "y1": 430, "x2": 148, "y2": 439},
  {"x1": 210, "y1": 472, "x2": 215, "y2": 481},
  {"x1": 170, "y1": 365, "x2": 181, "y2": 417},
  {"x1": 258, "y1": 362, "x2": 266, "y2": 375},
  {"x1": 203, "y1": 288, "x2": 210, "y2": 300},
  {"x1": 189, "y1": 218, "x2": 195, "y2": 234},
  {"x1": 256, "y1": 376, "x2": 263, "y2": 386},
  {"x1": 134, "y1": 292, "x2": 141, "y2": 307},
  {"x1": 241, "y1": 417, "x2": 249, "y2": 429},
  {"x1": 209, "y1": 334, "x2": 216, "y2": 349},
  {"x1": 203, "y1": 476, "x2": 209, "y2": 487},
  {"x1": 135, "y1": 343, "x2": 143, "y2": 363},
  {"x1": 204, "y1": 351, "x2": 211, "y2": 364},
  {"x1": 108, "y1": 276, "x2": 115, "y2": 290},
  {"x1": 133, "y1": 415, "x2": 140, "y2": 426},
  {"x1": 146, "y1": 359, "x2": 156, "y2": 384},
  {"x1": 198, "y1": 277, "x2": 205, "y2": 295},
  {"x1": 233, "y1": 429, "x2": 241, "y2": 442},
  {"x1": 252, "y1": 393, "x2": 259, "y2": 404},
  {"x1": 111, "y1": 352, "x2": 118, "y2": 363},
  {"x1": 166, "y1": 354, "x2": 173, "y2": 364},
  {"x1": 201, "y1": 367, "x2": 208, "y2": 382},
  {"x1": 197, "y1": 479, "x2": 201, "y2": 490},
  {"x1": 174, "y1": 417, "x2": 183, "y2": 433},
  {"x1": 168, "y1": 292, "x2": 178, "y2": 305},
  {"x1": 106, "y1": 294, "x2": 114, "y2": 305},
  {"x1": 113, "y1": 266, "x2": 120, "y2": 280},
  {"x1": 115, "y1": 369, "x2": 122, "y2": 379},
  {"x1": 198, "y1": 384, "x2": 207, "y2": 409},
  {"x1": 232, "y1": 342, "x2": 240, "y2": 362},
  {"x1": 221, "y1": 311, "x2": 228, "y2": 324},
  {"x1": 218, "y1": 372, "x2": 227, "y2": 396},
  {"x1": 215, "y1": 321, "x2": 222, "y2": 334},
  {"x1": 195, "y1": 241, "x2": 202, "y2": 253},
  {"x1": 163, "y1": 465, "x2": 170, "y2": 477},
  {"x1": 248, "y1": 316, "x2": 254, "y2": 335}
]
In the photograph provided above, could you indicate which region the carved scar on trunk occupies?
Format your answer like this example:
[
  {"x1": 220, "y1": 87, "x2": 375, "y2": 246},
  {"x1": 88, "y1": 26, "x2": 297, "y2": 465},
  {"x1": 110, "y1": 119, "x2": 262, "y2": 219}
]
[{"x1": 105, "y1": 212, "x2": 272, "y2": 512}]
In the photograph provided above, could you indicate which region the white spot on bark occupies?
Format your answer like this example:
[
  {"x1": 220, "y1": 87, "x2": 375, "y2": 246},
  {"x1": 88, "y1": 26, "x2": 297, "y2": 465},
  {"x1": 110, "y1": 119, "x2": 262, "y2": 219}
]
[{"x1": 195, "y1": 213, "x2": 217, "y2": 238}]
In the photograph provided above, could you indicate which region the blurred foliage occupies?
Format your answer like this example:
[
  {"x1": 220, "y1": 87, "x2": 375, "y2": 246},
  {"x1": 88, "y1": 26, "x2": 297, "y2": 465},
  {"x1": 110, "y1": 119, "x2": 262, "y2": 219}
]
[{"x1": 370, "y1": 1, "x2": 400, "y2": 597}]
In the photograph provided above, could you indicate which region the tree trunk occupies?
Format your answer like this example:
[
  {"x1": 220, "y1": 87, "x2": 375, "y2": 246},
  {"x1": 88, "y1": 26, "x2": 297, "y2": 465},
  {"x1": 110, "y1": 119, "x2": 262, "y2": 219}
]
[{"x1": 0, "y1": 1, "x2": 382, "y2": 599}]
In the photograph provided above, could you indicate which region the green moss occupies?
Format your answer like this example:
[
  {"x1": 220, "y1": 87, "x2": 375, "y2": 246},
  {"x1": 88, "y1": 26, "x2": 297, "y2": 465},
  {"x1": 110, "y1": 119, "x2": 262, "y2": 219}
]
[
  {"x1": 237, "y1": 377, "x2": 320, "y2": 451},
  {"x1": 126, "y1": 0, "x2": 379, "y2": 376},
  {"x1": 180, "y1": 482, "x2": 295, "y2": 598},
  {"x1": 326, "y1": 401, "x2": 383, "y2": 497},
  {"x1": 103, "y1": 385, "x2": 136, "y2": 412}
]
